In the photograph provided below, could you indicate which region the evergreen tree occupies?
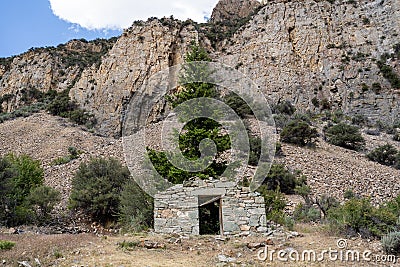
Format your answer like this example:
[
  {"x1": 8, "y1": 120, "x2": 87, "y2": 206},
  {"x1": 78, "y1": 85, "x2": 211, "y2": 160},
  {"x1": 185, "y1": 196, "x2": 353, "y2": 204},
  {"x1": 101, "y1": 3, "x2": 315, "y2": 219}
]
[{"x1": 148, "y1": 43, "x2": 231, "y2": 183}]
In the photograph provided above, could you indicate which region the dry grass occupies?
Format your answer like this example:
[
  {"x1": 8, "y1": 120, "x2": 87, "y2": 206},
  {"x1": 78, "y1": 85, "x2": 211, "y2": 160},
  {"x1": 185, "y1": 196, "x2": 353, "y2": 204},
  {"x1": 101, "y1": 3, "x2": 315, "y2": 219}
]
[{"x1": 0, "y1": 225, "x2": 393, "y2": 267}]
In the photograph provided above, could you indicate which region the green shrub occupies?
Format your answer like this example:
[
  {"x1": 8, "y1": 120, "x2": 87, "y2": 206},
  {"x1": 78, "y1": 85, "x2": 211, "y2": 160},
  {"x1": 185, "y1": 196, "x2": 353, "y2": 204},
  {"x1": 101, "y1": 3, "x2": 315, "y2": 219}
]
[
  {"x1": 52, "y1": 146, "x2": 82, "y2": 166},
  {"x1": 69, "y1": 158, "x2": 130, "y2": 224},
  {"x1": 223, "y1": 92, "x2": 253, "y2": 118},
  {"x1": 344, "y1": 189, "x2": 357, "y2": 200},
  {"x1": 69, "y1": 109, "x2": 96, "y2": 127},
  {"x1": 118, "y1": 240, "x2": 141, "y2": 250},
  {"x1": 377, "y1": 60, "x2": 400, "y2": 89},
  {"x1": 382, "y1": 231, "x2": 400, "y2": 255},
  {"x1": 46, "y1": 89, "x2": 95, "y2": 127},
  {"x1": 324, "y1": 123, "x2": 365, "y2": 151},
  {"x1": 280, "y1": 120, "x2": 318, "y2": 147},
  {"x1": 261, "y1": 164, "x2": 304, "y2": 194},
  {"x1": 26, "y1": 185, "x2": 61, "y2": 223},
  {"x1": 291, "y1": 112, "x2": 312, "y2": 124},
  {"x1": 119, "y1": 180, "x2": 154, "y2": 231},
  {"x1": 314, "y1": 194, "x2": 340, "y2": 218},
  {"x1": 273, "y1": 113, "x2": 290, "y2": 129},
  {"x1": 5, "y1": 154, "x2": 44, "y2": 204},
  {"x1": 293, "y1": 203, "x2": 321, "y2": 222},
  {"x1": 311, "y1": 97, "x2": 320, "y2": 108},
  {"x1": 385, "y1": 195, "x2": 400, "y2": 218},
  {"x1": 367, "y1": 144, "x2": 398, "y2": 166},
  {"x1": 327, "y1": 198, "x2": 397, "y2": 238},
  {"x1": 0, "y1": 154, "x2": 52, "y2": 226},
  {"x1": 272, "y1": 100, "x2": 296, "y2": 116},
  {"x1": 275, "y1": 142, "x2": 283, "y2": 156},
  {"x1": 351, "y1": 114, "x2": 369, "y2": 126},
  {"x1": 331, "y1": 109, "x2": 344, "y2": 123},
  {"x1": 257, "y1": 186, "x2": 292, "y2": 228},
  {"x1": 395, "y1": 152, "x2": 400, "y2": 170},
  {"x1": 46, "y1": 89, "x2": 73, "y2": 117},
  {"x1": 320, "y1": 98, "x2": 331, "y2": 110},
  {"x1": 0, "y1": 240, "x2": 15, "y2": 250},
  {"x1": 371, "y1": 82, "x2": 382, "y2": 93},
  {"x1": 248, "y1": 135, "x2": 261, "y2": 166}
]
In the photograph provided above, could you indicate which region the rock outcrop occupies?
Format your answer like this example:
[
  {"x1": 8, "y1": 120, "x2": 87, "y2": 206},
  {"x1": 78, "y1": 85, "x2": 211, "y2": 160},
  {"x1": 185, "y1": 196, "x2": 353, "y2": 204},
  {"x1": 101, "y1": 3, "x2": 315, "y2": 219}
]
[
  {"x1": 210, "y1": 0, "x2": 261, "y2": 23},
  {"x1": 69, "y1": 18, "x2": 201, "y2": 137},
  {"x1": 0, "y1": 38, "x2": 116, "y2": 113},
  {"x1": 219, "y1": 0, "x2": 400, "y2": 123}
]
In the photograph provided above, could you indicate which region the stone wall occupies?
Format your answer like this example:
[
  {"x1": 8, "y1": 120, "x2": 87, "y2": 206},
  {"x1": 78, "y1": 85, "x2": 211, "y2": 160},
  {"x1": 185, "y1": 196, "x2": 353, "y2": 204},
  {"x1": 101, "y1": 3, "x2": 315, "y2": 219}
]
[
  {"x1": 222, "y1": 186, "x2": 267, "y2": 236},
  {"x1": 154, "y1": 178, "x2": 268, "y2": 236},
  {"x1": 154, "y1": 184, "x2": 200, "y2": 235}
]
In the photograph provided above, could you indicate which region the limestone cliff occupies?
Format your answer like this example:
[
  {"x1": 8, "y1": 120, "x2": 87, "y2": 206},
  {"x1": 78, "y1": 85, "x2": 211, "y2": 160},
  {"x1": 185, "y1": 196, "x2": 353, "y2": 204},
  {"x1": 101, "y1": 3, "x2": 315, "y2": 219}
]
[
  {"x1": 0, "y1": 0, "x2": 399, "y2": 137},
  {"x1": 0, "y1": 38, "x2": 116, "y2": 112},
  {"x1": 210, "y1": 0, "x2": 261, "y2": 23},
  {"x1": 69, "y1": 18, "x2": 201, "y2": 136},
  {"x1": 219, "y1": 0, "x2": 400, "y2": 123}
]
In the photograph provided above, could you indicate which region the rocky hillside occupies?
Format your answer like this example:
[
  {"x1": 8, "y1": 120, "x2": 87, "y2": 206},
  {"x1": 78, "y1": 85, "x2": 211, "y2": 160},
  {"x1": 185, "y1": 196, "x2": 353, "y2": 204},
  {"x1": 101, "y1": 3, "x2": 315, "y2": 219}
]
[
  {"x1": 0, "y1": 38, "x2": 116, "y2": 114},
  {"x1": 0, "y1": 112, "x2": 123, "y2": 208},
  {"x1": 0, "y1": 0, "x2": 399, "y2": 137},
  {"x1": 0, "y1": 112, "x2": 399, "y2": 210}
]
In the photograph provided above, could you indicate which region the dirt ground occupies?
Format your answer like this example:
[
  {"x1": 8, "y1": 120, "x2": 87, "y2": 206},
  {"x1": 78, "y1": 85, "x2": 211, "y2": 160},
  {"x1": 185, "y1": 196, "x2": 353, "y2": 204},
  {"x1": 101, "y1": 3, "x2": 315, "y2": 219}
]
[{"x1": 1, "y1": 224, "x2": 397, "y2": 267}]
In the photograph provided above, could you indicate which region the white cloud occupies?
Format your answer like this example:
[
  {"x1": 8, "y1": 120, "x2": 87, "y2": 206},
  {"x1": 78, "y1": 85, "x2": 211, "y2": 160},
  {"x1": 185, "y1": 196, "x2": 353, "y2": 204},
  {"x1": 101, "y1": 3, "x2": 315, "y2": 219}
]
[{"x1": 49, "y1": 0, "x2": 220, "y2": 30}]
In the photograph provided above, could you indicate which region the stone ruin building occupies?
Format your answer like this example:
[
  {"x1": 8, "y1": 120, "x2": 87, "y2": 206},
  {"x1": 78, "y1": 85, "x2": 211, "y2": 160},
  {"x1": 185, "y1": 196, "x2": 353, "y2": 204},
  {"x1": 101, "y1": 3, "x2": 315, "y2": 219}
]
[{"x1": 154, "y1": 178, "x2": 268, "y2": 236}]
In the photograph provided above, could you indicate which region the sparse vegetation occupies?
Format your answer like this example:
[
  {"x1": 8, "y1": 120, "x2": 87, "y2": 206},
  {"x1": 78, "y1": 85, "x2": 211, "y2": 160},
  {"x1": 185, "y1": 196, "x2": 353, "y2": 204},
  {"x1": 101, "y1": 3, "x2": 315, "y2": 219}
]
[
  {"x1": 52, "y1": 146, "x2": 82, "y2": 165},
  {"x1": 46, "y1": 89, "x2": 96, "y2": 127},
  {"x1": 69, "y1": 157, "x2": 130, "y2": 224},
  {"x1": 377, "y1": 56, "x2": 400, "y2": 89},
  {"x1": 194, "y1": 6, "x2": 263, "y2": 48},
  {"x1": 394, "y1": 131, "x2": 400, "y2": 142},
  {"x1": 367, "y1": 144, "x2": 399, "y2": 167},
  {"x1": 293, "y1": 203, "x2": 321, "y2": 223},
  {"x1": 26, "y1": 185, "x2": 61, "y2": 223},
  {"x1": 280, "y1": 119, "x2": 318, "y2": 147},
  {"x1": 261, "y1": 164, "x2": 305, "y2": 194},
  {"x1": 382, "y1": 231, "x2": 400, "y2": 255},
  {"x1": 0, "y1": 154, "x2": 60, "y2": 226},
  {"x1": 119, "y1": 180, "x2": 154, "y2": 232},
  {"x1": 118, "y1": 240, "x2": 141, "y2": 250},
  {"x1": 248, "y1": 135, "x2": 262, "y2": 166},
  {"x1": 327, "y1": 197, "x2": 397, "y2": 238},
  {"x1": 257, "y1": 186, "x2": 292, "y2": 228},
  {"x1": 272, "y1": 100, "x2": 296, "y2": 116},
  {"x1": 351, "y1": 114, "x2": 369, "y2": 126},
  {"x1": 0, "y1": 240, "x2": 15, "y2": 250},
  {"x1": 223, "y1": 92, "x2": 253, "y2": 118},
  {"x1": 320, "y1": 98, "x2": 331, "y2": 110},
  {"x1": 324, "y1": 123, "x2": 365, "y2": 151}
]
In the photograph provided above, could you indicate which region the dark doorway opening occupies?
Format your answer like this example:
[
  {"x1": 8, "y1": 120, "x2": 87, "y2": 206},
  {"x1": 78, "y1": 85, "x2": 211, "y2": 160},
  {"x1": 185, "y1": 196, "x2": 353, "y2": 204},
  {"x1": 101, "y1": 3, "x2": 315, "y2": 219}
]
[{"x1": 199, "y1": 195, "x2": 222, "y2": 235}]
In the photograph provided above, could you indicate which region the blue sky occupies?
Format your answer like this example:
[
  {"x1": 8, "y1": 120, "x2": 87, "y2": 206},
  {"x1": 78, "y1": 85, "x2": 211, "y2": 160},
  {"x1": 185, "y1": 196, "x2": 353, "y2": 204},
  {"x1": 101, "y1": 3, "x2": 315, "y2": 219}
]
[
  {"x1": 0, "y1": 0, "x2": 121, "y2": 58},
  {"x1": 0, "y1": 0, "x2": 219, "y2": 58}
]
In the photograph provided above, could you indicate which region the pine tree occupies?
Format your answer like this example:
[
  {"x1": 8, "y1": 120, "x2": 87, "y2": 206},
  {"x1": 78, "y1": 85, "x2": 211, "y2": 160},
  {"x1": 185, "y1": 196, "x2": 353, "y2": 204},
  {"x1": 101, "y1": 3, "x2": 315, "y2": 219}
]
[{"x1": 148, "y1": 43, "x2": 231, "y2": 183}]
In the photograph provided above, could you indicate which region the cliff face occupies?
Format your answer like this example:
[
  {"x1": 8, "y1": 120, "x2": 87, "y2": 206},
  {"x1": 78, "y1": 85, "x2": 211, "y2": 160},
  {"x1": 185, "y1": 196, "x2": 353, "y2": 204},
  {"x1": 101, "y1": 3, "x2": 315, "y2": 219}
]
[
  {"x1": 69, "y1": 18, "x2": 201, "y2": 136},
  {"x1": 210, "y1": 0, "x2": 261, "y2": 23},
  {"x1": 219, "y1": 0, "x2": 400, "y2": 122},
  {"x1": 0, "y1": 39, "x2": 115, "y2": 113},
  {"x1": 0, "y1": 0, "x2": 399, "y2": 136}
]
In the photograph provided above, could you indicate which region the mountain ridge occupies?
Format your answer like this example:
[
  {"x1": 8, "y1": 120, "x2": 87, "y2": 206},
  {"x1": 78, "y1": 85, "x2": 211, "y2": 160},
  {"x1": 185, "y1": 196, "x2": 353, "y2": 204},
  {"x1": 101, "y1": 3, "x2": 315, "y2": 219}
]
[{"x1": 0, "y1": 0, "x2": 399, "y2": 137}]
